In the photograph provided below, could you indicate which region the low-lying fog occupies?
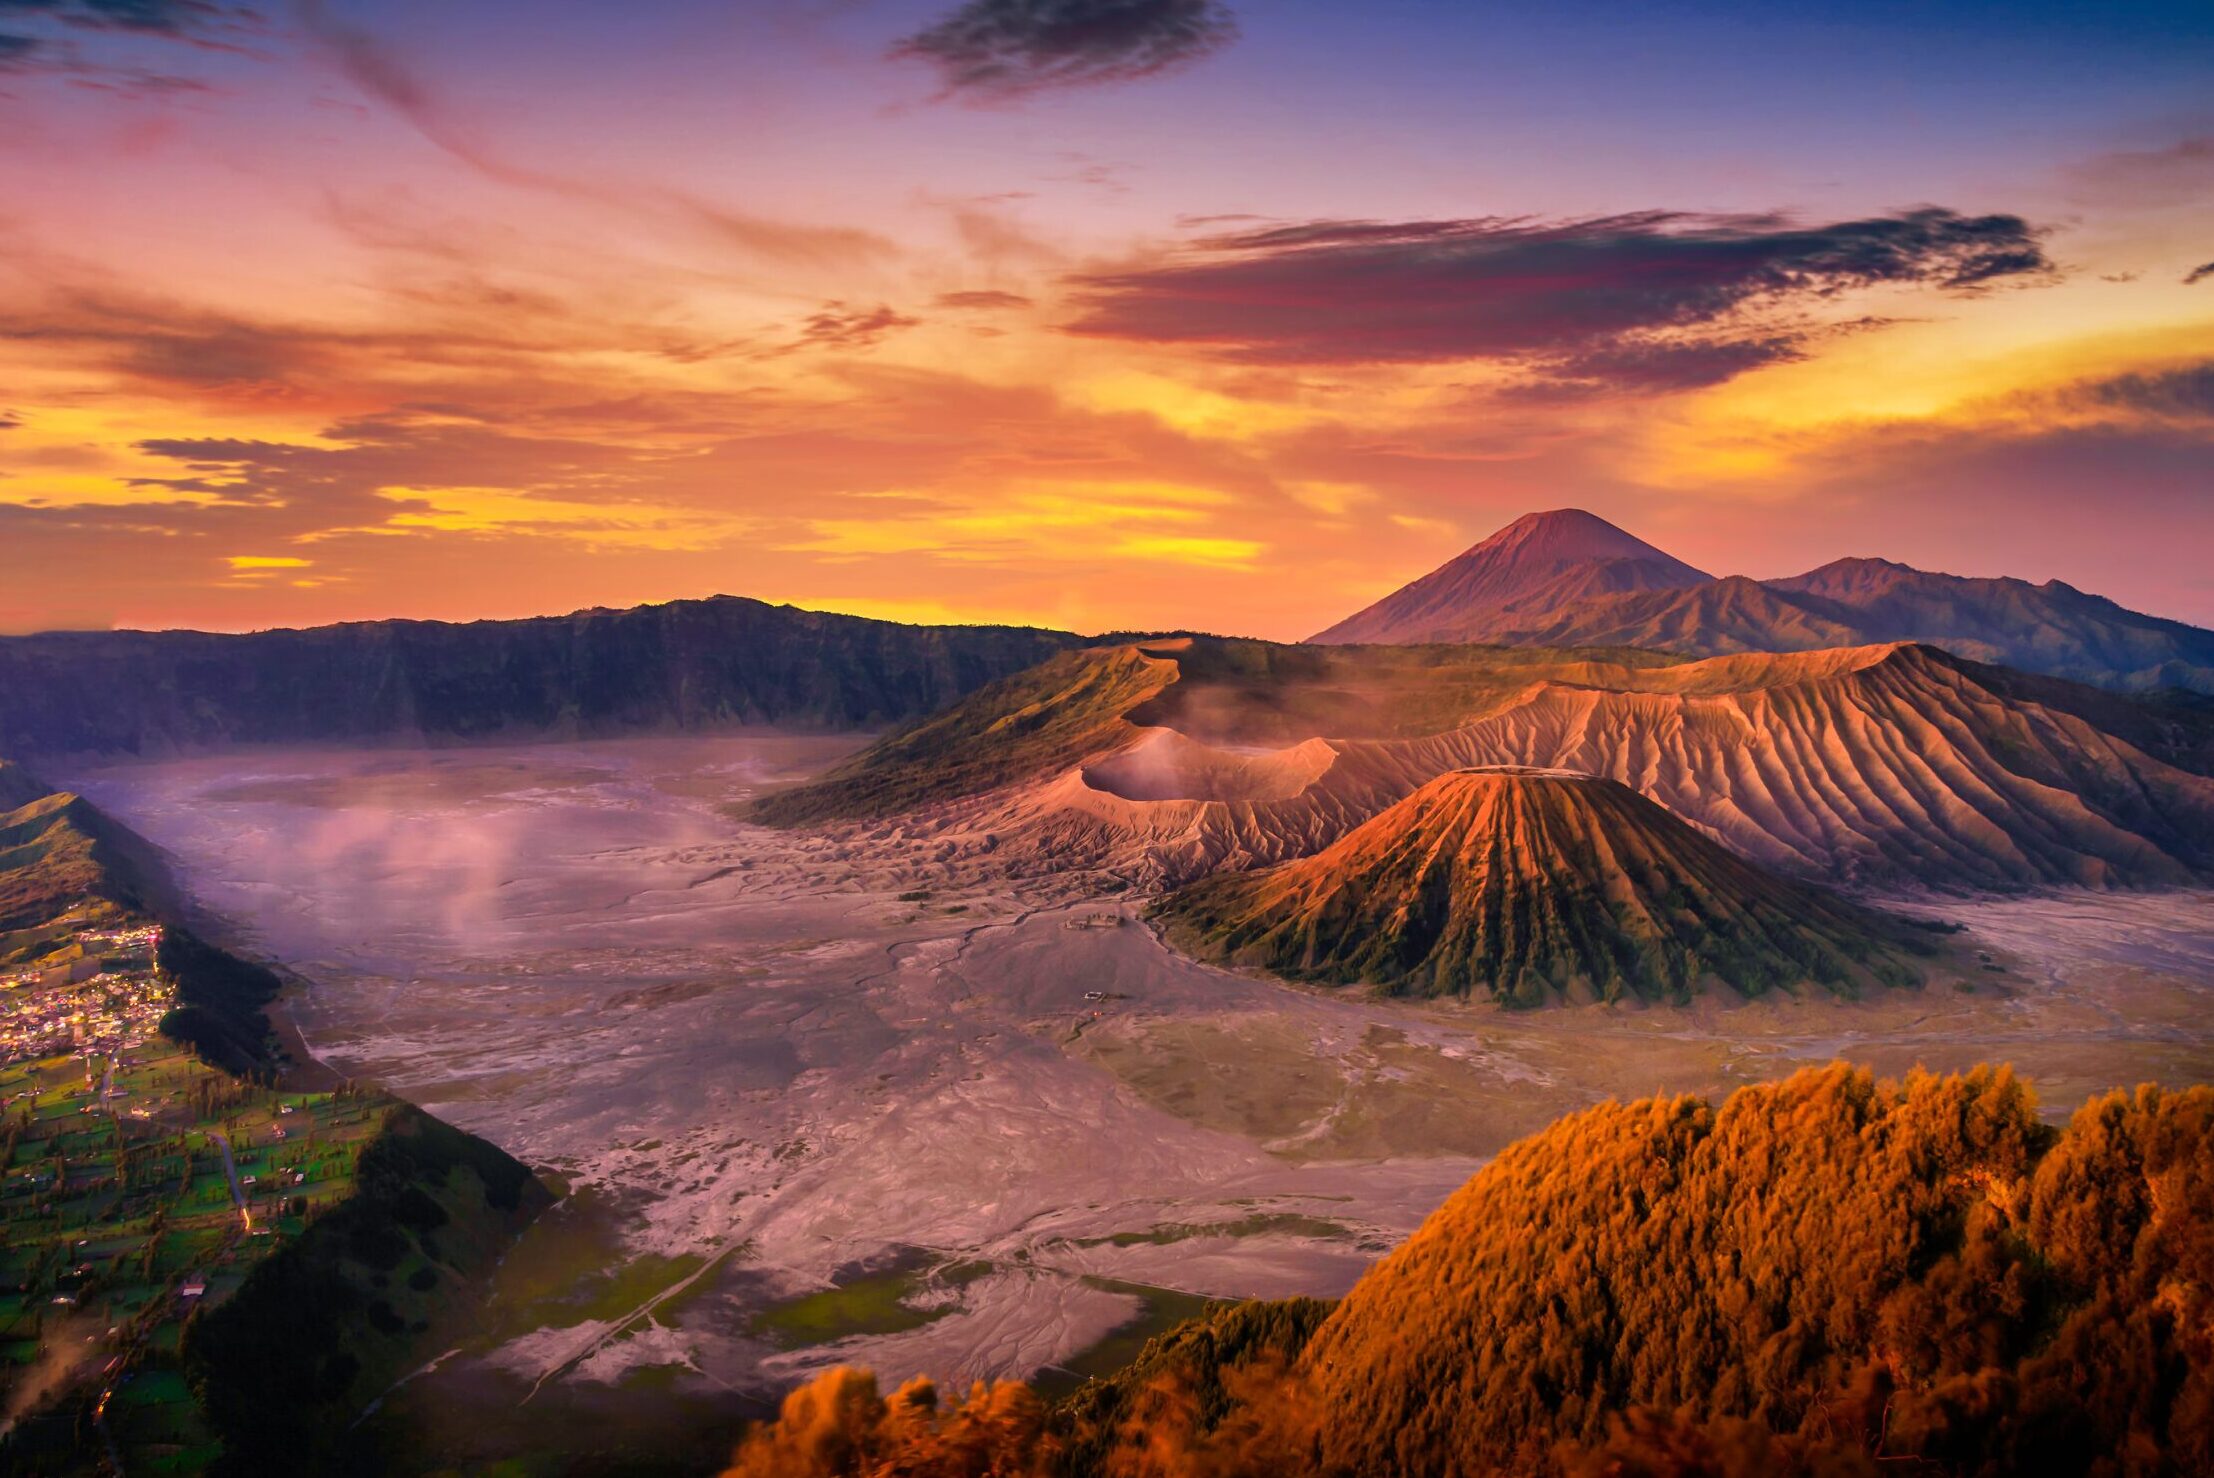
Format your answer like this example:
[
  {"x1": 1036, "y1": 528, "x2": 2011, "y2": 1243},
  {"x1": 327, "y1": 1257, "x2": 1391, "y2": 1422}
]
[{"x1": 60, "y1": 737, "x2": 2214, "y2": 1469}]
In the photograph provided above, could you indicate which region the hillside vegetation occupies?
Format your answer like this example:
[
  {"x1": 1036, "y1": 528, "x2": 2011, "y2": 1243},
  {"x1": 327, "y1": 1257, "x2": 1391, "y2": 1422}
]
[
  {"x1": 751, "y1": 642, "x2": 1181, "y2": 826},
  {"x1": 716, "y1": 1065, "x2": 2214, "y2": 1477},
  {"x1": 0, "y1": 760, "x2": 545, "y2": 1475},
  {"x1": 0, "y1": 760, "x2": 171, "y2": 935},
  {"x1": 184, "y1": 1104, "x2": 548, "y2": 1475}
]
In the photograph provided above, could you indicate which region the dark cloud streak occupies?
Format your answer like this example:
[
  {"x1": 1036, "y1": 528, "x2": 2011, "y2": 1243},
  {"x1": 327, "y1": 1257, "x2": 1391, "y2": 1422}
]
[
  {"x1": 2075, "y1": 361, "x2": 2214, "y2": 421},
  {"x1": 1064, "y1": 207, "x2": 2054, "y2": 394},
  {"x1": 0, "y1": 0, "x2": 258, "y2": 75},
  {"x1": 780, "y1": 302, "x2": 919, "y2": 354},
  {"x1": 0, "y1": 0, "x2": 204, "y2": 34},
  {"x1": 891, "y1": 0, "x2": 1235, "y2": 100}
]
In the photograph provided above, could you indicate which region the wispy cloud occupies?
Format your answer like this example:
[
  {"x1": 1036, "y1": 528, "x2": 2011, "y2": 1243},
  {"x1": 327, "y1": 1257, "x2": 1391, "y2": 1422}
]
[
  {"x1": 935, "y1": 289, "x2": 1033, "y2": 310},
  {"x1": 2061, "y1": 134, "x2": 2214, "y2": 207},
  {"x1": 295, "y1": 0, "x2": 892, "y2": 268}
]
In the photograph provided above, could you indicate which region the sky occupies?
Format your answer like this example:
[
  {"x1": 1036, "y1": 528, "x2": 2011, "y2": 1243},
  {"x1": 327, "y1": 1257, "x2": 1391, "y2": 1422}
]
[{"x1": 0, "y1": 0, "x2": 2209, "y2": 639}]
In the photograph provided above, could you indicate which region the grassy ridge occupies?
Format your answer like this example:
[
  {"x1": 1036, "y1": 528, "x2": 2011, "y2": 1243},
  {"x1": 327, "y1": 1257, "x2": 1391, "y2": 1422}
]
[
  {"x1": 0, "y1": 762, "x2": 173, "y2": 935},
  {"x1": 749, "y1": 642, "x2": 1179, "y2": 826},
  {"x1": 747, "y1": 635, "x2": 1692, "y2": 826}
]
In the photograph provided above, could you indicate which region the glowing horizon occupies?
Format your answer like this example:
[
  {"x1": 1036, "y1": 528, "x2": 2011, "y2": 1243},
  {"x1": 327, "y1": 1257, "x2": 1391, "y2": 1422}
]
[{"x1": 2, "y1": 0, "x2": 2210, "y2": 639}]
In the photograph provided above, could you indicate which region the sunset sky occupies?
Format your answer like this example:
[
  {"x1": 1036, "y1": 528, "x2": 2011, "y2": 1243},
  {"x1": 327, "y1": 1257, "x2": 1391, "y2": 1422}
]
[{"x1": 1, "y1": 0, "x2": 2209, "y2": 638}]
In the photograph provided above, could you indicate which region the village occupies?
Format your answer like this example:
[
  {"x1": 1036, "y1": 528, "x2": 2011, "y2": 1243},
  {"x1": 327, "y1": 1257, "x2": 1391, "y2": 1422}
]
[
  {"x1": 0, "y1": 921, "x2": 170, "y2": 1068},
  {"x1": 0, "y1": 914, "x2": 394, "y2": 1466}
]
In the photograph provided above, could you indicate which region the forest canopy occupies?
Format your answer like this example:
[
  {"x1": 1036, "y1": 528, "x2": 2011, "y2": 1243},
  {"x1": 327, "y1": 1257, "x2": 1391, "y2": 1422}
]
[{"x1": 720, "y1": 1064, "x2": 2214, "y2": 1477}]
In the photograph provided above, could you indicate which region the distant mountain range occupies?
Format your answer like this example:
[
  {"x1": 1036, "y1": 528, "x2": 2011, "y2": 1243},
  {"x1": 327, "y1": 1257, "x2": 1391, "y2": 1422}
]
[
  {"x1": 0, "y1": 596, "x2": 1080, "y2": 758},
  {"x1": 1153, "y1": 766, "x2": 1928, "y2": 1005},
  {"x1": 1311, "y1": 509, "x2": 2214, "y2": 693}
]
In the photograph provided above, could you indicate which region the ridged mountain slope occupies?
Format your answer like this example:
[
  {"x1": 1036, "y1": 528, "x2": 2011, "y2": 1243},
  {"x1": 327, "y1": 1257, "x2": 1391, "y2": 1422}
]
[
  {"x1": 802, "y1": 639, "x2": 2214, "y2": 892},
  {"x1": 1154, "y1": 768, "x2": 1924, "y2": 1004}
]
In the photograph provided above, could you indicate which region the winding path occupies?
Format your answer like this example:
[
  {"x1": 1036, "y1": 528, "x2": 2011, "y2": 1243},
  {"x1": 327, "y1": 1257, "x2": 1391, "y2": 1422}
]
[{"x1": 207, "y1": 1131, "x2": 249, "y2": 1227}]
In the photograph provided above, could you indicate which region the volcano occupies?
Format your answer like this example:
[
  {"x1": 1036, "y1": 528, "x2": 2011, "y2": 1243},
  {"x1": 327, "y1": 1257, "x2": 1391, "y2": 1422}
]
[
  {"x1": 1309, "y1": 511, "x2": 2214, "y2": 692},
  {"x1": 1308, "y1": 508, "x2": 1714, "y2": 645},
  {"x1": 1152, "y1": 766, "x2": 1926, "y2": 1006}
]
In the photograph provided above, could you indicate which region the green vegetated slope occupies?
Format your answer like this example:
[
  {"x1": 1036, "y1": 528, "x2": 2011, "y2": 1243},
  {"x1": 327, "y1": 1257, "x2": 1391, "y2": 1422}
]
[
  {"x1": 0, "y1": 759, "x2": 173, "y2": 935},
  {"x1": 750, "y1": 640, "x2": 1183, "y2": 825},
  {"x1": 184, "y1": 1104, "x2": 548, "y2": 1475},
  {"x1": 151, "y1": 926, "x2": 285, "y2": 1079},
  {"x1": 721, "y1": 1064, "x2": 2214, "y2": 1477},
  {"x1": 1154, "y1": 767, "x2": 1932, "y2": 1005},
  {"x1": 0, "y1": 761, "x2": 545, "y2": 1477}
]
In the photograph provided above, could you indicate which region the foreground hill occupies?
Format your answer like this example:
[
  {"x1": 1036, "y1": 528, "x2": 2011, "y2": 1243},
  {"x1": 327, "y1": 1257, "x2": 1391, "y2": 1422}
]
[
  {"x1": 721, "y1": 1064, "x2": 2214, "y2": 1476},
  {"x1": 1297, "y1": 1064, "x2": 2212, "y2": 1475},
  {"x1": 1310, "y1": 509, "x2": 1713, "y2": 645},
  {"x1": 1154, "y1": 768, "x2": 1928, "y2": 1004},
  {"x1": 760, "y1": 636, "x2": 2214, "y2": 891},
  {"x1": 0, "y1": 597, "x2": 1080, "y2": 758},
  {"x1": 1310, "y1": 509, "x2": 2214, "y2": 693}
]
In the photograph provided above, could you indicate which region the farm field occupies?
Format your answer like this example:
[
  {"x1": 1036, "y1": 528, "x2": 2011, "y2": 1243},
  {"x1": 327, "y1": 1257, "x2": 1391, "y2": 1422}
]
[{"x1": 0, "y1": 1035, "x2": 388, "y2": 1468}]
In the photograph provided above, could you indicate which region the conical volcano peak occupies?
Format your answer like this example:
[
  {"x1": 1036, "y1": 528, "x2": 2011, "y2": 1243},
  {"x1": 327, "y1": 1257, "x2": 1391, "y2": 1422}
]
[
  {"x1": 1467, "y1": 508, "x2": 1683, "y2": 564},
  {"x1": 1153, "y1": 764, "x2": 1927, "y2": 1006},
  {"x1": 1310, "y1": 508, "x2": 1713, "y2": 645}
]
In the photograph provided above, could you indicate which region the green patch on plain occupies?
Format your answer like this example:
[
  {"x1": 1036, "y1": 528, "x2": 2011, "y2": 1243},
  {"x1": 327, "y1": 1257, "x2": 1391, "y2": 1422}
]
[
  {"x1": 561, "y1": 1253, "x2": 706, "y2": 1328},
  {"x1": 1076, "y1": 1211, "x2": 1353, "y2": 1249},
  {"x1": 748, "y1": 1267, "x2": 952, "y2": 1348},
  {"x1": 616, "y1": 1360, "x2": 697, "y2": 1393}
]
